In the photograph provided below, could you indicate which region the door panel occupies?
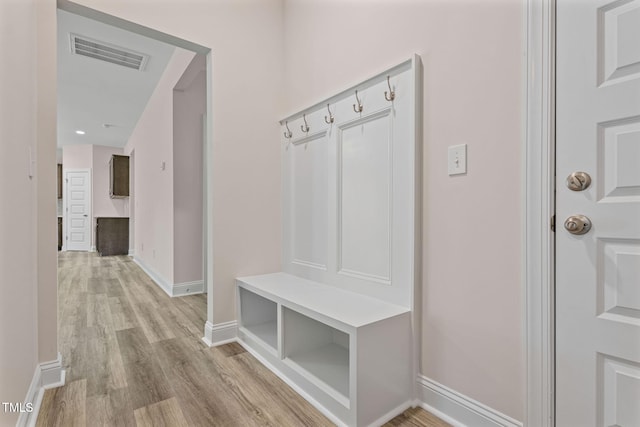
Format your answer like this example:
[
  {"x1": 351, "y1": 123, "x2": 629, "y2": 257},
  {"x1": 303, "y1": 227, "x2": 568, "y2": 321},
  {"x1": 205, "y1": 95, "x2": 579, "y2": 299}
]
[
  {"x1": 66, "y1": 170, "x2": 91, "y2": 251},
  {"x1": 556, "y1": 0, "x2": 640, "y2": 426},
  {"x1": 338, "y1": 109, "x2": 392, "y2": 283}
]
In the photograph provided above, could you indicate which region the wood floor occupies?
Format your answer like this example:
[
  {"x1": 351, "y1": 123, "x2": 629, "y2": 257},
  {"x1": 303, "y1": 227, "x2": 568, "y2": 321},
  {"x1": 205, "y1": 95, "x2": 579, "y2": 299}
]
[{"x1": 37, "y1": 252, "x2": 450, "y2": 427}]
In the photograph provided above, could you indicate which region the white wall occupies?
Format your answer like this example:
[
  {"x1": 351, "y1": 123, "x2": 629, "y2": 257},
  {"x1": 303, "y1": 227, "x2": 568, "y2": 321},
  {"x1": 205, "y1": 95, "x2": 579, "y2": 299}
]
[
  {"x1": 283, "y1": 0, "x2": 524, "y2": 421},
  {"x1": 0, "y1": 0, "x2": 57, "y2": 425},
  {"x1": 173, "y1": 55, "x2": 205, "y2": 284},
  {"x1": 125, "y1": 48, "x2": 195, "y2": 284}
]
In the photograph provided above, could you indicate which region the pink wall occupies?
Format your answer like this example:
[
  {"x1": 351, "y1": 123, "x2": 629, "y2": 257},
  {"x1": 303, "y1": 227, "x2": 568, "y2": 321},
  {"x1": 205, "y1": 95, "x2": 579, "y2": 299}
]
[
  {"x1": 0, "y1": 0, "x2": 57, "y2": 424},
  {"x1": 92, "y1": 145, "x2": 127, "y2": 219},
  {"x1": 62, "y1": 144, "x2": 92, "y2": 170},
  {"x1": 31, "y1": 0, "x2": 525, "y2": 423},
  {"x1": 283, "y1": 0, "x2": 524, "y2": 420},
  {"x1": 125, "y1": 48, "x2": 195, "y2": 284},
  {"x1": 173, "y1": 55, "x2": 205, "y2": 284},
  {"x1": 75, "y1": 0, "x2": 285, "y2": 322},
  {"x1": 0, "y1": 2, "x2": 39, "y2": 424},
  {"x1": 36, "y1": 0, "x2": 59, "y2": 364}
]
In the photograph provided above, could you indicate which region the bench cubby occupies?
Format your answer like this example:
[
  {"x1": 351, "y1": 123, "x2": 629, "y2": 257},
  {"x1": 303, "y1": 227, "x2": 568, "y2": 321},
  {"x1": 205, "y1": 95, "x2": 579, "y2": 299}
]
[
  {"x1": 237, "y1": 273, "x2": 413, "y2": 426},
  {"x1": 238, "y1": 287, "x2": 278, "y2": 353}
]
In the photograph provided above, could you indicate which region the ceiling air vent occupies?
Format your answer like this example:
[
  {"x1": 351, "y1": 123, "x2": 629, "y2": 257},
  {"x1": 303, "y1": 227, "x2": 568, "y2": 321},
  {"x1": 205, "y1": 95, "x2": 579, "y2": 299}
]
[{"x1": 70, "y1": 34, "x2": 149, "y2": 71}]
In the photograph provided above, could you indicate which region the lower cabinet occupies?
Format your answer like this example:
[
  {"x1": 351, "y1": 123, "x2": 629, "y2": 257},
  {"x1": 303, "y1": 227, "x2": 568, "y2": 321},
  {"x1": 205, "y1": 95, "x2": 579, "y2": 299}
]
[
  {"x1": 96, "y1": 217, "x2": 129, "y2": 256},
  {"x1": 237, "y1": 273, "x2": 413, "y2": 427}
]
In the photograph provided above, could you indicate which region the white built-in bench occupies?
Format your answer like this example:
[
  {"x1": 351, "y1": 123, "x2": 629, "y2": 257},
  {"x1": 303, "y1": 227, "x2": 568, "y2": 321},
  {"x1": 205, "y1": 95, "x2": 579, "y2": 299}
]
[
  {"x1": 235, "y1": 56, "x2": 421, "y2": 426},
  {"x1": 236, "y1": 272, "x2": 413, "y2": 427}
]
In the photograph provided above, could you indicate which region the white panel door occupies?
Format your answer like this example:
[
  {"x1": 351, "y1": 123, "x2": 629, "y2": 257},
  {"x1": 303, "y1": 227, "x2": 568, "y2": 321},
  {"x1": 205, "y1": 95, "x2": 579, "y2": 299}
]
[
  {"x1": 556, "y1": 1, "x2": 640, "y2": 426},
  {"x1": 65, "y1": 170, "x2": 91, "y2": 251}
]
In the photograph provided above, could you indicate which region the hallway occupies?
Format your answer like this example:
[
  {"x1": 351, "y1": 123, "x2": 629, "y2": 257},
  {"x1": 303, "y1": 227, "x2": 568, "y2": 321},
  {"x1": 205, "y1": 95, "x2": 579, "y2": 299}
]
[{"x1": 37, "y1": 253, "x2": 448, "y2": 426}]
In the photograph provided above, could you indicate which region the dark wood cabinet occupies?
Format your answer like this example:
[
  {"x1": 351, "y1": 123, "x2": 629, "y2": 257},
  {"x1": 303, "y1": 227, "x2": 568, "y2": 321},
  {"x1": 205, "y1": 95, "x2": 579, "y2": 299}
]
[
  {"x1": 57, "y1": 164, "x2": 62, "y2": 199},
  {"x1": 96, "y1": 217, "x2": 129, "y2": 256},
  {"x1": 58, "y1": 217, "x2": 62, "y2": 250},
  {"x1": 109, "y1": 155, "x2": 130, "y2": 198}
]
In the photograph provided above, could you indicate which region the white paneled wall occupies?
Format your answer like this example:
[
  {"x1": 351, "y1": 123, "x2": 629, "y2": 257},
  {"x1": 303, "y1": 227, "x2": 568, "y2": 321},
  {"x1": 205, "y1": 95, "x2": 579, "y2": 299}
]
[{"x1": 282, "y1": 56, "x2": 420, "y2": 309}]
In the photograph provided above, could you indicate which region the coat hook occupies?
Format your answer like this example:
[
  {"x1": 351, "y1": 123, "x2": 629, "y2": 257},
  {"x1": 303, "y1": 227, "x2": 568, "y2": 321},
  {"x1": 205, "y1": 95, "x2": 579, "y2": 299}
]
[
  {"x1": 324, "y1": 103, "x2": 334, "y2": 124},
  {"x1": 353, "y1": 90, "x2": 363, "y2": 113},
  {"x1": 384, "y1": 76, "x2": 395, "y2": 102},
  {"x1": 284, "y1": 121, "x2": 292, "y2": 139},
  {"x1": 300, "y1": 114, "x2": 310, "y2": 133}
]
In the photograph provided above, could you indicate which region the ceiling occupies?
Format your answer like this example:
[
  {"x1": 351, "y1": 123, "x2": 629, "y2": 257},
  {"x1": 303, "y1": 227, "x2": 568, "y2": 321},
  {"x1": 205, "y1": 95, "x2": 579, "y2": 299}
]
[{"x1": 57, "y1": 9, "x2": 176, "y2": 148}]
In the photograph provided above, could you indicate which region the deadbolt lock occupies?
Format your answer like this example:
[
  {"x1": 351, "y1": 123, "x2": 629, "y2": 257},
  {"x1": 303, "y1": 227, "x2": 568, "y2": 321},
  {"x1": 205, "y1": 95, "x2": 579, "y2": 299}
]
[
  {"x1": 566, "y1": 171, "x2": 591, "y2": 191},
  {"x1": 564, "y1": 215, "x2": 592, "y2": 235}
]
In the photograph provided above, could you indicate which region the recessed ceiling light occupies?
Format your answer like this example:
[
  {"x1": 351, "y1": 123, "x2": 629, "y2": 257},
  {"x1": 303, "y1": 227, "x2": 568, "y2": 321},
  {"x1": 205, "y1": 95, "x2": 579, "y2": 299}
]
[{"x1": 75, "y1": 130, "x2": 85, "y2": 135}]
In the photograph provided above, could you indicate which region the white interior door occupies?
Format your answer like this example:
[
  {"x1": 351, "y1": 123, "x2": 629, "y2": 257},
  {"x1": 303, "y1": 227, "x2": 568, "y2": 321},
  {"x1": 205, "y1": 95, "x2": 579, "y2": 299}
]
[
  {"x1": 556, "y1": 0, "x2": 640, "y2": 426},
  {"x1": 65, "y1": 170, "x2": 91, "y2": 251}
]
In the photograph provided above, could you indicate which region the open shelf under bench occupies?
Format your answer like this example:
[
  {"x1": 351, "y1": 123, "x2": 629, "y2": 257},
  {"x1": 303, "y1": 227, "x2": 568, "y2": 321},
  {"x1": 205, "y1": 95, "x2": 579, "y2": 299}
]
[{"x1": 236, "y1": 272, "x2": 413, "y2": 427}]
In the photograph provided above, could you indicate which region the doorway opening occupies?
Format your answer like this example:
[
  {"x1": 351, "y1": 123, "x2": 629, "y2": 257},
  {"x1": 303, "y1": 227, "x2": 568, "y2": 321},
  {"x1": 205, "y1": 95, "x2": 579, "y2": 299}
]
[{"x1": 55, "y1": 0, "x2": 213, "y2": 380}]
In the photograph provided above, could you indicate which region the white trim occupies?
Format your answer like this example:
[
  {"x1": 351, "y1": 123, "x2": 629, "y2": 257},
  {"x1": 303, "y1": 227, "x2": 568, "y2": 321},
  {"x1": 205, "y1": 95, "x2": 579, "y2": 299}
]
[
  {"x1": 128, "y1": 249, "x2": 134, "y2": 256},
  {"x1": 202, "y1": 320, "x2": 238, "y2": 347},
  {"x1": 132, "y1": 256, "x2": 173, "y2": 296},
  {"x1": 132, "y1": 256, "x2": 204, "y2": 297},
  {"x1": 132, "y1": 256, "x2": 204, "y2": 298},
  {"x1": 17, "y1": 353, "x2": 65, "y2": 427},
  {"x1": 204, "y1": 52, "x2": 215, "y2": 341},
  {"x1": 90, "y1": 245, "x2": 96, "y2": 252},
  {"x1": 417, "y1": 375, "x2": 523, "y2": 427},
  {"x1": 173, "y1": 280, "x2": 204, "y2": 296},
  {"x1": 16, "y1": 365, "x2": 42, "y2": 427},
  {"x1": 39, "y1": 353, "x2": 65, "y2": 390},
  {"x1": 524, "y1": 1, "x2": 555, "y2": 426}
]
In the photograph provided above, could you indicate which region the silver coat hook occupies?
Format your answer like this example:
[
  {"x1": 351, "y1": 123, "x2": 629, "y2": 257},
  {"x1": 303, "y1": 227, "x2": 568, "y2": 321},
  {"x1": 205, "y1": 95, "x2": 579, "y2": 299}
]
[
  {"x1": 324, "y1": 104, "x2": 334, "y2": 124},
  {"x1": 353, "y1": 90, "x2": 363, "y2": 113},
  {"x1": 284, "y1": 121, "x2": 293, "y2": 139},
  {"x1": 300, "y1": 114, "x2": 310, "y2": 133},
  {"x1": 384, "y1": 76, "x2": 395, "y2": 102}
]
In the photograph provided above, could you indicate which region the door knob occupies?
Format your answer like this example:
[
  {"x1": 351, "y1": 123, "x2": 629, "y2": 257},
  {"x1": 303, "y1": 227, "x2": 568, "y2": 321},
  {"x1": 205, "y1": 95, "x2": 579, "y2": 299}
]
[
  {"x1": 566, "y1": 171, "x2": 591, "y2": 191},
  {"x1": 564, "y1": 215, "x2": 591, "y2": 235}
]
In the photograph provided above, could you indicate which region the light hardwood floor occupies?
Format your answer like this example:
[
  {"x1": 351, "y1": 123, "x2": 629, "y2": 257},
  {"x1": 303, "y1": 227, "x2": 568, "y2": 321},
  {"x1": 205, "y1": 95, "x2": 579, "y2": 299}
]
[{"x1": 37, "y1": 252, "x2": 450, "y2": 427}]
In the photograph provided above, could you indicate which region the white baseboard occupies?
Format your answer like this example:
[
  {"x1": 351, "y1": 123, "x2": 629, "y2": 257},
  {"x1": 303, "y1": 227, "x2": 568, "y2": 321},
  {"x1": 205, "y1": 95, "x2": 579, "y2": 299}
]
[
  {"x1": 133, "y1": 256, "x2": 173, "y2": 296},
  {"x1": 90, "y1": 246, "x2": 96, "y2": 252},
  {"x1": 128, "y1": 249, "x2": 134, "y2": 256},
  {"x1": 133, "y1": 257, "x2": 203, "y2": 297},
  {"x1": 39, "y1": 355, "x2": 65, "y2": 390},
  {"x1": 416, "y1": 375, "x2": 522, "y2": 427},
  {"x1": 202, "y1": 320, "x2": 237, "y2": 347},
  {"x1": 173, "y1": 280, "x2": 204, "y2": 296},
  {"x1": 17, "y1": 353, "x2": 65, "y2": 427}
]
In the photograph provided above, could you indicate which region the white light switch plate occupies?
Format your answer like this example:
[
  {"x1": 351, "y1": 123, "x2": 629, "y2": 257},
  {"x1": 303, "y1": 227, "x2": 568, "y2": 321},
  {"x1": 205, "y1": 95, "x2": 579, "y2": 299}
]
[{"x1": 448, "y1": 144, "x2": 467, "y2": 175}]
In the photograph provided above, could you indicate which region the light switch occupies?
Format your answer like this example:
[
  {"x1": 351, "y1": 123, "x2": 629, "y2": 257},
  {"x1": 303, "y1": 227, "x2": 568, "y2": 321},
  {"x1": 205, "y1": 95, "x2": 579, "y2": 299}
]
[{"x1": 448, "y1": 144, "x2": 467, "y2": 175}]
